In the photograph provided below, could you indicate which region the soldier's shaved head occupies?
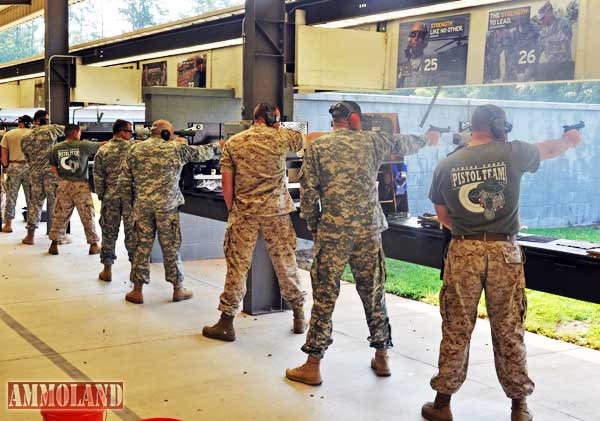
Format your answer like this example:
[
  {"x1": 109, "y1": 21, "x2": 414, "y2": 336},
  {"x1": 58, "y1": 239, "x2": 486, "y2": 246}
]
[{"x1": 150, "y1": 119, "x2": 173, "y2": 138}]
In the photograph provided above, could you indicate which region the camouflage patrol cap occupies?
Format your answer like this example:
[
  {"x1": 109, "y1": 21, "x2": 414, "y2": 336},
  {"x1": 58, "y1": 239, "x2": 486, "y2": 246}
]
[{"x1": 539, "y1": 1, "x2": 553, "y2": 16}]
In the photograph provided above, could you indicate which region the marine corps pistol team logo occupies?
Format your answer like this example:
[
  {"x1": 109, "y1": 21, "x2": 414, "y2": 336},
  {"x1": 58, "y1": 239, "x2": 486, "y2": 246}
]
[
  {"x1": 58, "y1": 149, "x2": 81, "y2": 174},
  {"x1": 452, "y1": 163, "x2": 508, "y2": 220}
]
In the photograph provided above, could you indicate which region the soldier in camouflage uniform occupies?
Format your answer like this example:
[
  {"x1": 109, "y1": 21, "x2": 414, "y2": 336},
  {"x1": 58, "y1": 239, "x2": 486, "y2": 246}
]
[
  {"x1": 119, "y1": 119, "x2": 220, "y2": 304},
  {"x1": 202, "y1": 103, "x2": 307, "y2": 342},
  {"x1": 422, "y1": 104, "x2": 583, "y2": 421},
  {"x1": 1, "y1": 115, "x2": 32, "y2": 233},
  {"x1": 21, "y1": 110, "x2": 65, "y2": 245},
  {"x1": 286, "y1": 101, "x2": 439, "y2": 386},
  {"x1": 538, "y1": 1, "x2": 573, "y2": 80},
  {"x1": 397, "y1": 22, "x2": 431, "y2": 88},
  {"x1": 47, "y1": 124, "x2": 102, "y2": 256},
  {"x1": 94, "y1": 119, "x2": 135, "y2": 282}
]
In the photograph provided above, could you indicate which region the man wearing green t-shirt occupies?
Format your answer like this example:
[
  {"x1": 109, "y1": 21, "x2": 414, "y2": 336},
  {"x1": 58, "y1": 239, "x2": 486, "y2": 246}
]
[
  {"x1": 422, "y1": 104, "x2": 583, "y2": 421},
  {"x1": 48, "y1": 124, "x2": 103, "y2": 255}
]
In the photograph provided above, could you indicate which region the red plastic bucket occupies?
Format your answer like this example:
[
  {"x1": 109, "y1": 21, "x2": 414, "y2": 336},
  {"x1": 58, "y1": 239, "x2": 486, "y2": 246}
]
[{"x1": 40, "y1": 408, "x2": 105, "y2": 421}]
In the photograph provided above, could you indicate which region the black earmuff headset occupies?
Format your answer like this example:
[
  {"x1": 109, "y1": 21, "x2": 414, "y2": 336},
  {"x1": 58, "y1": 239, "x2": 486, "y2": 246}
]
[
  {"x1": 482, "y1": 104, "x2": 513, "y2": 140},
  {"x1": 259, "y1": 102, "x2": 279, "y2": 127},
  {"x1": 329, "y1": 101, "x2": 363, "y2": 131},
  {"x1": 18, "y1": 115, "x2": 33, "y2": 129},
  {"x1": 160, "y1": 129, "x2": 171, "y2": 141}
]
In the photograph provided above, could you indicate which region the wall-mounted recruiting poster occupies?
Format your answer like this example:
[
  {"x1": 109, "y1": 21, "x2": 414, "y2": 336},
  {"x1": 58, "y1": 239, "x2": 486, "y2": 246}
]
[
  {"x1": 142, "y1": 61, "x2": 167, "y2": 87},
  {"x1": 177, "y1": 54, "x2": 207, "y2": 88},
  {"x1": 397, "y1": 14, "x2": 470, "y2": 88},
  {"x1": 484, "y1": 0, "x2": 579, "y2": 83}
]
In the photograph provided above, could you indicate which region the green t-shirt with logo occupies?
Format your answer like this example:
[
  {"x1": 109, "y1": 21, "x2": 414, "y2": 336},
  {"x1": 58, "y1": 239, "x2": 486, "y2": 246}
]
[
  {"x1": 49, "y1": 140, "x2": 101, "y2": 181},
  {"x1": 429, "y1": 140, "x2": 540, "y2": 236}
]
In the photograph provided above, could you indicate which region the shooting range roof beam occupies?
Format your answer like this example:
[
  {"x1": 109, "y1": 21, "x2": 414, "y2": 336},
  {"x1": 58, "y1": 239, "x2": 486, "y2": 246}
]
[
  {"x1": 0, "y1": 0, "x2": 511, "y2": 81},
  {"x1": 313, "y1": 0, "x2": 512, "y2": 28}
]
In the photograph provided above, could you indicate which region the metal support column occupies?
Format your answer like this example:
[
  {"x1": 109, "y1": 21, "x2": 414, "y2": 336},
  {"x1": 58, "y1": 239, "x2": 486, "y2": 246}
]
[
  {"x1": 242, "y1": 0, "x2": 292, "y2": 120},
  {"x1": 242, "y1": 0, "x2": 293, "y2": 315},
  {"x1": 44, "y1": 0, "x2": 70, "y2": 125}
]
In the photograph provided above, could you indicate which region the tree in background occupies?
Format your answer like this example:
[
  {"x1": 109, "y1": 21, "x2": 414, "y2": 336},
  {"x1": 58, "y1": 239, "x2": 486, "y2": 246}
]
[
  {"x1": 407, "y1": 82, "x2": 600, "y2": 105},
  {"x1": 185, "y1": 0, "x2": 243, "y2": 17},
  {"x1": 0, "y1": 17, "x2": 43, "y2": 64},
  {"x1": 69, "y1": 0, "x2": 102, "y2": 46},
  {"x1": 118, "y1": 0, "x2": 167, "y2": 32}
]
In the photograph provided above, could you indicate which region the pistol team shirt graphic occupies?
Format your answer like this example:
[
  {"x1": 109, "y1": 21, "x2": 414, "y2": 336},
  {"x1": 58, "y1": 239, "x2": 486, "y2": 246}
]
[
  {"x1": 429, "y1": 141, "x2": 540, "y2": 236},
  {"x1": 58, "y1": 149, "x2": 82, "y2": 174},
  {"x1": 49, "y1": 140, "x2": 100, "y2": 181},
  {"x1": 451, "y1": 162, "x2": 508, "y2": 220}
]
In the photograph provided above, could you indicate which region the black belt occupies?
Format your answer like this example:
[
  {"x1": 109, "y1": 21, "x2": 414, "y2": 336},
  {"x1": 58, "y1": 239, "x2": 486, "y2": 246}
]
[
  {"x1": 453, "y1": 233, "x2": 515, "y2": 242},
  {"x1": 9, "y1": 160, "x2": 26, "y2": 163}
]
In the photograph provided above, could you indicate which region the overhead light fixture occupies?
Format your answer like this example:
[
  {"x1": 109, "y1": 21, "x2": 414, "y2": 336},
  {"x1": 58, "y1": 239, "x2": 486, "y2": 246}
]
[
  {"x1": 0, "y1": 71, "x2": 43, "y2": 84},
  {"x1": 88, "y1": 38, "x2": 243, "y2": 67},
  {"x1": 316, "y1": 0, "x2": 510, "y2": 28}
]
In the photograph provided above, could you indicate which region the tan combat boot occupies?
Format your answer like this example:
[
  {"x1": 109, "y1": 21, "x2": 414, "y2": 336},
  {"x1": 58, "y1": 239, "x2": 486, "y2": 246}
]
[
  {"x1": 2, "y1": 219, "x2": 13, "y2": 233},
  {"x1": 286, "y1": 356, "x2": 322, "y2": 386},
  {"x1": 125, "y1": 283, "x2": 144, "y2": 304},
  {"x1": 371, "y1": 348, "x2": 391, "y2": 377},
  {"x1": 202, "y1": 312, "x2": 236, "y2": 342},
  {"x1": 22, "y1": 229, "x2": 35, "y2": 245},
  {"x1": 511, "y1": 398, "x2": 533, "y2": 421},
  {"x1": 292, "y1": 306, "x2": 307, "y2": 334},
  {"x1": 48, "y1": 240, "x2": 59, "y2": 255},
  {"x1": 422, "y1": 392, "x2": 453, "y2": 421},
  {"x1": 99, "y1": 264, "x2": 112, "y2": 282},
  {"x1": 173, "y1": 283, "x2": 193, "y2": 302},
  {"x1": 88, "y1": 243, "x2": 100, "y2": 255}
]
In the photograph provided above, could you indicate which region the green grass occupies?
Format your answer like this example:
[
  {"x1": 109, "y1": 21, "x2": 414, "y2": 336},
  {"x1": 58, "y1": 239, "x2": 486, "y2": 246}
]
[{"x1": 342, "y1": 225, "x2": 600, "y2": 350}]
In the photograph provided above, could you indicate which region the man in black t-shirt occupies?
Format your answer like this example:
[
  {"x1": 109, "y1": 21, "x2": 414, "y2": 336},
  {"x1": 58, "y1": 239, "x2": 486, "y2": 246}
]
[{"x1": 421, "y1": 104, "x2": 582, "y2": 421}]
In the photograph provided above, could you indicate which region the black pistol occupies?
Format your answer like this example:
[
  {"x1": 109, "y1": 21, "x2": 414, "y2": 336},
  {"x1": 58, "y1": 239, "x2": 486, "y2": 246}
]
[
  {"x1": 429, "y1": 125, "x2": 451, "y2": 134},
  {"x1": 563, "y1": 121, "x2": 585, "y2": 133}
]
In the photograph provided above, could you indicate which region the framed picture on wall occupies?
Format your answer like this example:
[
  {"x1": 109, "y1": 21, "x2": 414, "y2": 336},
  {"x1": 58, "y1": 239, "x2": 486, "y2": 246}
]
[
  {"x1": 397, "y1": 14, "x2": 470, "y2": 88},
  {"x1": 483, "y1": 0, "x2": 579, "y2": 83},
  {"x1": 34, "y1": 79, "x2": 45, "y2": 108},
  {"x1": 177, "y1": 54, "x2": 207, "y2": 88},
  {"x1": 142, "y1": 61, "x2": 168, "y2": 87}
]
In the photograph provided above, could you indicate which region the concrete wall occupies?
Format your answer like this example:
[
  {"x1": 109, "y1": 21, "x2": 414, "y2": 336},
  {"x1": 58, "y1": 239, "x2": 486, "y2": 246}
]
[
  {"x1": 294, "y1": 92, "x2": 600, "y2": 228},
  {"x1": 143, "y1": 87, "x2": 242, "y2": 128}
]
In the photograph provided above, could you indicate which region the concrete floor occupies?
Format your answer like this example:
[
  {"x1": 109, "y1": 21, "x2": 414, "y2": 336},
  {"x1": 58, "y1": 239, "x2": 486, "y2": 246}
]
[{"x1": 1, "y1": 204, "x2": 600, "y2": 420}]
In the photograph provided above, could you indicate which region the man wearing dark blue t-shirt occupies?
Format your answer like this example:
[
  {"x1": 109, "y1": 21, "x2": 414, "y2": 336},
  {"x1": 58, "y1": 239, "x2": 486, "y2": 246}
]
[{"x1": 422, "y1": 104, "x2": 582, "y2": 421}]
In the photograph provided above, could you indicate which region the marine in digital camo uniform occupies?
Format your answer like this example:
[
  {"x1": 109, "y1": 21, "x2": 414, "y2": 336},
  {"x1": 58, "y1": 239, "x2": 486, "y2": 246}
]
[
  {"x1": 286, "y1": 101, "x2": 440, "y2": 386},
  {"x1": 20, "y1": 110, "x2": 65, "y2": 245},
  {"x1": 48, "y1": 124, "x2": 102, "y2": 256},
  {"x1": 202, "y1": 103, "x2": 307, "y2": 343},
  {"x1": 1, "y1": 115, "x2": 33, "y2": 233},
  {"x1": 421, "y1": 104, "x2": 583, "y2": 421},
  {"x1": 94, "y1": 119, "x2": 136, "y2": 282},
  {"x1": 119, "y1": 119, "x2": 220, "y2": 304}
]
